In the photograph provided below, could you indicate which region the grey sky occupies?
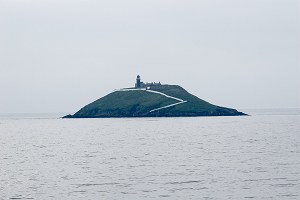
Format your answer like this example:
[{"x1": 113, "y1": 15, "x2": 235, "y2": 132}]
[{"x1": 0, "y1": 0, "x2": 299, "y2": 113}]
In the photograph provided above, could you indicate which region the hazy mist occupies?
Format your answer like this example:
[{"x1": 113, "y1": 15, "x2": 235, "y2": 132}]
[{"x1": 0, "y1": 0, "x2": 299, "y2": 113}]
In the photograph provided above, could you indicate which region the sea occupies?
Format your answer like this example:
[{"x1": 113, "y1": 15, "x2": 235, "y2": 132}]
[{"x1": 0, "y1": 109, "x2": 299, "y2": 200}]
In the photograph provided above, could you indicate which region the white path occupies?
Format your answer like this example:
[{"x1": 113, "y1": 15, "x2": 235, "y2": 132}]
[
  {"x1": 118, "y1": 88, "x2": 146, "y2": 91},
  {"x1": 145, "y1": 89, "x2": 185, "y2": 102},
  {"x1": 117, "y1": 88, "x2": 188, "y2": 112},
  {"x1": 149, "y1": 101, "x2": 187, "y2": 112}
]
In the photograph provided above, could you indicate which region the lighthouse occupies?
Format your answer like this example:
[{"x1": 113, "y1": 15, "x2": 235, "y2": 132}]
[{"x1": 135, "y1": 75, "x2": 141, "y2": 88}]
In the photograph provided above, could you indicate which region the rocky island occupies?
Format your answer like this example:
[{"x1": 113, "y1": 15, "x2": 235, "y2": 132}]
[{"x1": 64, "y1": 75, "x2": 246, "y2": 118}]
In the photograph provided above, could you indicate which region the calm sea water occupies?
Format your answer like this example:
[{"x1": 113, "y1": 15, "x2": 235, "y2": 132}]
[{"x1": 0, "y1": 110, "x2": 299, "y2": 200}]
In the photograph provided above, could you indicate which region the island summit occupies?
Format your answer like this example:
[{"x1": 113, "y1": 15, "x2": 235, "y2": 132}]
[{"x1": 63, "y1": 75, "x2": 246, "y2": 118}]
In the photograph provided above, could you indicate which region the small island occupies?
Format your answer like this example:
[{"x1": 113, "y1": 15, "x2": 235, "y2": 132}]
[{"x1": 64, "y1": 75, "x2": 246, "y2": 118}]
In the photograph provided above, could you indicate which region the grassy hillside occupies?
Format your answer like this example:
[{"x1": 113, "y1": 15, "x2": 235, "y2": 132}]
[
  {"x1": 65, "y1": 85, "x2": 246, "y2": 118},
  {"x1": 71, "y1": 90, "x2": 178, "y2": 117},
  {"x1": 147, "y1": 85, "x2": 241, "y2": 117}
]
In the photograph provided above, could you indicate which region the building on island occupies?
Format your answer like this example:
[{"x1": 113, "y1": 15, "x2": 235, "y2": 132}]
[
  {"x1": 135, "y1": 75, "x2": 141, "y2": 88},
  {"x1": 135, "y1": 75, "x2": 161, "y2": 88}
]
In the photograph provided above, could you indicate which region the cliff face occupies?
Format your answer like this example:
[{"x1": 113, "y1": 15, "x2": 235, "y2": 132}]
[{"x1": 64, "y1": 85, "x2": 246, "y2": 118}]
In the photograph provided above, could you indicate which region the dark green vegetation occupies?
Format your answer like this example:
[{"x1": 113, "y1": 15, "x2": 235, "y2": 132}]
[{"x1": 64, "y1": 85, "x2": 246, "y2": 118}]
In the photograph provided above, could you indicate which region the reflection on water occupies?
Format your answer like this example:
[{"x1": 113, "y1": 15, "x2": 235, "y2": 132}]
[{"x1": 0, "y1": 110, "x2": 299, "y2": 199}]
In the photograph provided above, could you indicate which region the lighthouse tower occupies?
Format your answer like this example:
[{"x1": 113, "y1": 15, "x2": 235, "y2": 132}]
[{"x1": 135, "y1": 75, "x2": 141, "y2": 88}]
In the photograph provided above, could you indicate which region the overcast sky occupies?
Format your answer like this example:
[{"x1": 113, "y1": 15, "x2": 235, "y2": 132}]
[{"x1": 0, "y1": 0, "x2": 299, "y2": 113}]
